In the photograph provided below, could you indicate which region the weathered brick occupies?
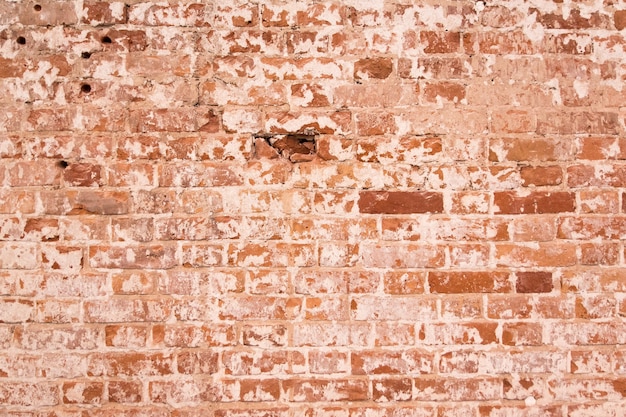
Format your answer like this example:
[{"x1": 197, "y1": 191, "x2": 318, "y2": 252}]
[
  {"x1": 495, "y1": 243, "x2": 577, "y2": 267},
  {"x1": 360, "y1": 244, "x2": 445, "y2": 268},
  {"x1": 413, "y1": 377, "x2": 501, "y2": 401},
  {"x1": 516, "y1": 271, "x2": 553, "y2": 293},
  {"x1": 420, "y1": 322, "x2": 499, "y2": 345},
  {"x1": 105, "y1": 324, "x2": 148, "y2": 348},
  {"x1": 62, "y1": 381, "x2": 104, "y2": 404},
  {"x1": 90, "y1": 245, "x2": 177, "y2": 269},
  {"x1": 15, "y1": 325, "x2": 102, "y2": 350},
  {"x1": 429, "y1": 271, "x2": 512, "y2": 294},
  {"x1": 84, "y1": 298, "x2": 172, "y2": 322},
  {"x1": 0, "y1": 382, "x2": 60, "y2": 406},
  {"x1": 494, "y1": 191, "x2": 575, "y2": 214},
  {"x1": 283, "y1": 378, "x2": 369, "y2": 402},
  {"x1": 354, "y1": 58, "x2": 393, "y2": 80},
  {"x1": 359, "y1": 191, "x2": 443, "y2": 214},
  {"x1": 82, "y1": 1, "x2": 127, "y2": 25},
  {"x1": 109, "y1": 380, "x2": 143, "y2": 403},
  {"x1": 489, "y1": 294, "x2": 574, "y2": 320},
  {"x1": 88, "y1": 352, "x2": 174, "y2": 376},
  {"x1": 502, "y1": 322, "x2": 543, "y2": 346},
  {"x1": 352, "y1": 349, "x2": 433, "y2": 375}
]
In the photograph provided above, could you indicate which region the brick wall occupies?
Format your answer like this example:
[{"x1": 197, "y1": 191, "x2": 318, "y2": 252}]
[{"x1": 1, "y1": 0, "x2": 626, "y2": 415}]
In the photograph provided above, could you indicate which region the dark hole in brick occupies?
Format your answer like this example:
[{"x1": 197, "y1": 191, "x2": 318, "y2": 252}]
[
  {"x1": 57, "y1": 160, "x2": 69, "y2": 169},
  {"x1": 101, "y1": 36, "x2": 112, "y2": 44},
  {"x1": 81, "y1": 84, "x2": 92, "y2": 94},
  {"x1": 16, "y1": 36, "x2": 26, "y2": 45},
  {"x1": 254, "y1": 132, "x2": 318, "y2": 163},
  {"x1": 81, "y1": 52, "x2": 92, "y2": 59},
  {"x1": 34, "y1": 4, "x2": 41, "y2": 11}
]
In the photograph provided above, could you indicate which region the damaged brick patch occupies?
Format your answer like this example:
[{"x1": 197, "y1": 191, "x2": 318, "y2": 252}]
[{"x1": 254, "y1": 131, "x2": 318, "y2": 163}]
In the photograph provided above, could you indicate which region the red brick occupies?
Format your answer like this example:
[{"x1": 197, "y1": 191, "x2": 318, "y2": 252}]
[
  {"x1": 421, "y1": 31, "x2": 461, "y2": 53},
  {"x1": 6, "y1": 160, "x2": 62, "y2": 186},
  {"x1": 360, "y1": 244, "x2": 445, "y2": 269},
  {"x1": 414, "y1": 377, "x2": 501, "y2": 401},
  {"x1": 429, "y1": 271, "x2": 511, "y2": 294},
  {"x1": 355, "y1": 113, "x2": 397, "y2": 136},
  {"x1": 576, "y1": 295, "x2": 617, "y2": 319},
  {"x1": 109, "y1": 380, "x2": 143, "y2": 403},
  {"x1": 105, "y1": 324, "x2": 148, "y2": 347},
  {"x1": 372, "y1": 378, "x2": 413, "y2": 402},
  {"x1": 215, "y1": 4, "x2": 259, "y2": 27},
  {"x1": 0, "y1": 243, "x2": 38, "y2": 269},
  {"x1": 494, "y1": 191, "x2": 575, "y2": 214},
  {"x1": 351, "y1": 295, "x2": 437, "y2": 321},
  {"x1": 214, "y1": 409, "x2": 291, "y2": 417},
  {"x1": 441, "y1": 295, "x2": 483, "y2": 320},
  {"x1": 84, "y1": 298, "x2": 172, "y2": 323},
  {"x1": 218, "y1": 296, "x2": 299, "y2": 320},
  {"x1": 63, "y1": 381, "x2": 103, "y2": 404},
  {"x1": 40, "y1": 190, "x2": 130, "y2": 215},
  {"x1": 309, "y1": 350, "x2": 349, "y2": 374},
  {"x1": 82, "y1": 2, "x2": 127, "y2": 25},
  {"x1": 128, "y1": 3, "x2": 211, "y2": 26},
  {"x1": 534, "y1": 8, "x2": 610, "y2": 30},
  {"x1": 354, "y1": 58, "x2": 393, "y2": 79},
  {"x1": 420, "y1": 322, "x2": 498, "y2": 345},
  {"x1": 502, "y1": 322, "x2": 543, "y2": 346},
  {"x1": 616, "y1": 10, "x2": 626, "y2": 30},
  {"x1": 351, "y1": 349, "x2": 433, "y2": 375},
  {"x1": 489, "y1": 137, "x2": 573, "y2": 162},
  {"x1": 223, "y1": 350, "x2": 289, "y2": 375},
  {"x1": 242, "y1": 324, "x2": 288, "y2": 348},
  {"x1": 568, "y1": 163, "x2": 626, "y2": 187},
  {"x1": 383, "y1": 271, "x2": 425, "y2": 295},
  {"x1": 580, "y1": 242, "x2": 620, "y2": 265},
  {"x1": 497, "y1": 242, "x2": 578, "y2": 267},
  {"x1": 359, "y1": 191, "x2": 443, "y2": 214},
  {"x1": 423, "y1": 82, "x2": 465, "y2": 103},
  {"x1": 228, "y1": 242, "x2": 315, "y2": 267},
  {"x1": 283, "y1": 378, "x2": 369, "y2": 402},
  {"x1": 550, "y1": 321, "x2": 626, "y2": 345},
  {"x1": 0, "y1": 382, "x2": 60, "y2": 406},
  {"x1": 35, "y1": 299, "x2": 80, "y2": 323},
  {"x1": 89, "y1": 245, "x2": 177, "y2": 269},
  {"x1": 579, "y1": 190, "x2": 620, "y2": 213},
  {"x1": 557, "y1": 216, "x2": 626, "y2": 240},
  {"x1": 88, "y1": 352, "x2": 174, "y2": 377},
  {"x1": 177, "y1": 350, "x2": 219, "y2": 375},
  {"x1": 16, "y1": 325, "x2": 101, "y2": 350},
  {"x1": 516, "y1": 271, "x2": 553, "y2": 293},
  {"x1": 488, "y1": 295, "x2": 574, "y2": 320},
  {"x1": 520, "y1": 166, "x2": 563, "y2": 186}
]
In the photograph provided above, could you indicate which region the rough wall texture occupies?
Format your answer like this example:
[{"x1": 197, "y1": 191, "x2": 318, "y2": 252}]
[{"x1": 1, "y1": 0, "x2": 626, "y2": 415}]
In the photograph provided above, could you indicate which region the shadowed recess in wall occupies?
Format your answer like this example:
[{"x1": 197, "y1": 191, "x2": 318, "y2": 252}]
[{"x1": 253, "y1": 132, "x2": 318, "y2": 163}]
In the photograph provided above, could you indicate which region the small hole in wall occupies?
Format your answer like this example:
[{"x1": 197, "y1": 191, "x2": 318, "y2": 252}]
[
  {"x1": 57, "y1": 160, "x2": 68, "y2": 169},
  {"x1": 101, "y1": 35, "x2": 112, "y2": 44},
  {"x1": 16, "y1": 36, "x2": 26, "y2": 45},
  {"x1": 34, "y1": 4, "x2": 42, "y2": 11},
  {"x1": 81, "y1": 84, "x2": 92, "y2": 93},
  {"x1": 81, "y1": 52, "x2": 91, "y2": 59}
]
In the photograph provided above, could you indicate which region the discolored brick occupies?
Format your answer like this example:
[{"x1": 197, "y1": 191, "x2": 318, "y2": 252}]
[
  {"x1": 358, "y1": 191, "x2": 443, "y2": 214},
  {"x1": 516, "y1": 271, "x2": 553, "y2": 293}
]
